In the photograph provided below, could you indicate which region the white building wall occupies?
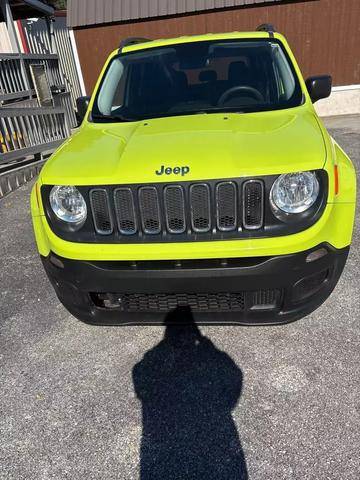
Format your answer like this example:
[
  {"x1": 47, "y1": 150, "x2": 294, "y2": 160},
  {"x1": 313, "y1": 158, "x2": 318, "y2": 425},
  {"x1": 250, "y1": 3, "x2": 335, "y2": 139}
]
[
  {"x1": 0, "y1": 21, "x2": 13, "y2": 52},
  {"x1": 315, "y1": 85, "x2": 360, "y2": 117}
]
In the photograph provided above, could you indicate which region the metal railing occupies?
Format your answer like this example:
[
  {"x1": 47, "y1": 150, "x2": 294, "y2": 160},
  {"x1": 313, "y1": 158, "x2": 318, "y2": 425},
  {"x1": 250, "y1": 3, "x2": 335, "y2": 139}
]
[
  {"x1": 23, "y1": 54, "x2": 65, "y2": 90},
  {"x1": 0, "y1": 106, "x2": 70, "y2": 164},
  {"x1": 54, "y1": 91, "x2": 77, "y2": 130},
  {"x1": 0, "y1": 53, "x2": 77, "y2": 130},
  {"x1": 2, "y1": 98, "x2": 38, "y2": 108},
  {"x1": 0, "y1": 53, "x2": 65, "y2": 101},
  {"x1": 0, "y1": 156, "x2": 45, "y2": 199},
  {"x1": 0, "y1": 54, "x2": 30, "y2": 101},
  {"x1": 21, "y1": 16, "x2": 83, "y2": 109}
]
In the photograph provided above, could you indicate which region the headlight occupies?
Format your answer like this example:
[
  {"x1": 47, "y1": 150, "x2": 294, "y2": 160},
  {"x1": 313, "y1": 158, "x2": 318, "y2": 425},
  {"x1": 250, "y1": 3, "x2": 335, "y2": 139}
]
[
  {"x1": 270, "y1": 171, "x2": 319, "y2": 214},
  {"x1": 50, "y1": 186, "x2": 87, "y2": 224}
]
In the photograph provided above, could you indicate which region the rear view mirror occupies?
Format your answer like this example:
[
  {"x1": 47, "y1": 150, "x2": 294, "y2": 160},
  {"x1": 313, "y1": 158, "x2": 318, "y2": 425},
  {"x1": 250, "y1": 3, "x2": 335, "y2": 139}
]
[
  {"x1": 76, "y1": 96, "x2": 91, "y2": 123},
  {"x1": 305, "y1": 75, "x2": 332, "y2": 103}
]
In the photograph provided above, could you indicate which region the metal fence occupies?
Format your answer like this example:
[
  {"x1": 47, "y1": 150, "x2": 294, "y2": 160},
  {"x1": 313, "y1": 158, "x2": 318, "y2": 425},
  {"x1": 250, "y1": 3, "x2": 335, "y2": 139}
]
[
  {"x1": 0, "y1": 106, "x2": 70, "y2": 164},
  {"x1": 0, "y1": 54, "x2": 30, "y2": 101},
  {"x1": 23, "y1": 54, "x2": 65, "y2": 90},
  {"x1": 0, "y1": 53, "x2": 64, "y2": 100},
  {"x1": 0, "y1": 52, "x2": 77, "y2": 129},
  {"x1": 0, "y1": 11, "x2": 78, "y2": 194},
  {"x1": 0, "y1": 157, "x2": 44, "y2": 199},
  {"x1": 53, "y1": 91, "x2": 77, "y2": 129},
  {"x1": 22, "y1": 16, "x2": 83, "y2": 109}
]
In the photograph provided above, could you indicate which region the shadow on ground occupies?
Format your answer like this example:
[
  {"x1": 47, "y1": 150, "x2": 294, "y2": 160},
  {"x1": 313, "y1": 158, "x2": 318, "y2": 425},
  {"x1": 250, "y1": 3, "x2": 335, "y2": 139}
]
[{"x1": 133, "y1": 307, "x2": 248, "y2": 479}]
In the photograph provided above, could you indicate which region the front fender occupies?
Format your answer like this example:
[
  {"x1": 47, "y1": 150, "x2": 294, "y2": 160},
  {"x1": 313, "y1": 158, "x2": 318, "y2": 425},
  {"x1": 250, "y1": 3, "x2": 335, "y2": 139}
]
[
  {"x1": 31, "y1": 182, "x2": 50, "y2": 257},
  {"x1": 332, "y1": 140, "x2": 357, "y2": 204}
]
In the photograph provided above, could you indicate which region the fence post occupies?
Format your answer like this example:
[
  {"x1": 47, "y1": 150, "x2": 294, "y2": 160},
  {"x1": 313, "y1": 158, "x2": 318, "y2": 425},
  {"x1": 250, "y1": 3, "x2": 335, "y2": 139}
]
[{"x1": 46, "y1": 16, "x2": 57, "y2": 54}]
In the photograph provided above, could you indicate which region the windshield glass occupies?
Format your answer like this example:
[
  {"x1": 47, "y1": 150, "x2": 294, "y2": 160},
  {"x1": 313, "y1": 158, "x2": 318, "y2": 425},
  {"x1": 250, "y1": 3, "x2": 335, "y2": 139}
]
[{"x1": 92, "y1": 39, "x2": 303, "y2": 122}]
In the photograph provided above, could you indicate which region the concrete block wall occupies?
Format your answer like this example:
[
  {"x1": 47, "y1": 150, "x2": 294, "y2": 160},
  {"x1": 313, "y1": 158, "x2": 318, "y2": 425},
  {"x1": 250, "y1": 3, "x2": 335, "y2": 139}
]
[{"x1": 315, "y1": 86, "x2": 360, "y2": 117}]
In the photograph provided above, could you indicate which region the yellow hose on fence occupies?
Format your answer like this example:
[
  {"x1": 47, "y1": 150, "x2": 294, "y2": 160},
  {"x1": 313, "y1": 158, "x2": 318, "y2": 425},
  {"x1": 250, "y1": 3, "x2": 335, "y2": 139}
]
[{"x1": 0, "y1": 131, "x2": 24, "y2": 153}]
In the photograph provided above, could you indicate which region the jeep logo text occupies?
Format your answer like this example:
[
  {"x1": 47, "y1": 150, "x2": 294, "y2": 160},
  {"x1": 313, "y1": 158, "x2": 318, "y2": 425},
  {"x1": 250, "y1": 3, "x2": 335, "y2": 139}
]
[{"x1": 155, "y1": 165, "x2": 190, "y2": 176}]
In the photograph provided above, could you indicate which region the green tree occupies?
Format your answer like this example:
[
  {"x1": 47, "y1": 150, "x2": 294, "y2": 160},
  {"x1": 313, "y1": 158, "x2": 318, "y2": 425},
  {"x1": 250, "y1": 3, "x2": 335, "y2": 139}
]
[{"x1": 44, "y1": 0, "x2": 67, "y2": 10}]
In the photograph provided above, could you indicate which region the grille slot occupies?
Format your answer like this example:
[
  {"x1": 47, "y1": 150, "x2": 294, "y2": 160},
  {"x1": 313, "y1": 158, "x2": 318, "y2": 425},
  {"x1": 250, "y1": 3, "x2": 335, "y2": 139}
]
[
  {"x1": 138, "y1": 186, "x2": 161, "y2": 234},
  {"x1": 243, "y1": 180, "x2": 264, "y2": 229},
  {"x1": 190, "y1": 183, "x2": 211, "y2": 233},
  {"x1": 90, "y1": 189, "x2": 113, "y2": 235},
  {"x1": 164, "y1": 185, "x2": 186, "y2": 234},
  {"x1": 114, "y1": 188, "x2": 137, "y2": 235},
  {"x1": 216, "y1": 182, "x2": 237, "y2": 231}
]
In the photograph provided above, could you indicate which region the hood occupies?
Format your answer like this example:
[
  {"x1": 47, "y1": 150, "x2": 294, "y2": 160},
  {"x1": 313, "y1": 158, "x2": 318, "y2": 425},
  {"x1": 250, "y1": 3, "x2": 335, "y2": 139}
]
[{"x1": 42, "y1": 107, "x2": 326, "y2": 186}]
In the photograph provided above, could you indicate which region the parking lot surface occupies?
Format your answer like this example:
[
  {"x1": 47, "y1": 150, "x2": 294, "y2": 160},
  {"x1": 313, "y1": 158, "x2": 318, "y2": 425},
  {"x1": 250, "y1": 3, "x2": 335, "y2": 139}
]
[{"x1": 0, "y1": 116, "x2": 359, "y2": 480}]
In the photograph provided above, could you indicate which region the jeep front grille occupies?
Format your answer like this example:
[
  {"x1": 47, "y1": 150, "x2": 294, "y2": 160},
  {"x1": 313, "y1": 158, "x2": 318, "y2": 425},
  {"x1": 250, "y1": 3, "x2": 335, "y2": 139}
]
[
  {"x1": 43, "y1": 172, "x2": 328, "y2": 244},
  {"x1": 88, "y1": 179, "x2": 264, "y2": 241}
]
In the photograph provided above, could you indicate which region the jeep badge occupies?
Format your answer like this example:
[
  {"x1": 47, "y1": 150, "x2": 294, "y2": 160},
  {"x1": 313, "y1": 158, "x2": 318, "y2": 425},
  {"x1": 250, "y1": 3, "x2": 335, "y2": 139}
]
[{"x1": 155, "y1": 165, "x2": 190, "y2": 176}]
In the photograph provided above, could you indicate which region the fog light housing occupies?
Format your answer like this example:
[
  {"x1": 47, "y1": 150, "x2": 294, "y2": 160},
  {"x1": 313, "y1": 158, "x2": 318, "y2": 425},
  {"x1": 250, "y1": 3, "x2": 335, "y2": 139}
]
[{"x1": 292, "y1": 269, "x2": 329, "y2": 302}]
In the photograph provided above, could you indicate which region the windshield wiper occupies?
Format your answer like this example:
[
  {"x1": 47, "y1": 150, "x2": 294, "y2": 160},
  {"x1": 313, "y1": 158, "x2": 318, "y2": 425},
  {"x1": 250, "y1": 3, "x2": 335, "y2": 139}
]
[
  {"x1": 148, "y1": 108, "x2": 245, "y2": 119},
  {"x1": 91, "y1": 113, "x2": 137, "y2": 123},
  {"x1": 190, "y1": 108, "x2": 245, "y2": 115}
]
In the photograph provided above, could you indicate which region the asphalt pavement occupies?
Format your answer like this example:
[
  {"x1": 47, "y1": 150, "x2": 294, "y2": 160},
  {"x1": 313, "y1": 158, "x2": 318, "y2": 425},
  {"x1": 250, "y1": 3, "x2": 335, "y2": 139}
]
[{"x1": 0, "y1": 115, "x2": 359, "y2": 479}]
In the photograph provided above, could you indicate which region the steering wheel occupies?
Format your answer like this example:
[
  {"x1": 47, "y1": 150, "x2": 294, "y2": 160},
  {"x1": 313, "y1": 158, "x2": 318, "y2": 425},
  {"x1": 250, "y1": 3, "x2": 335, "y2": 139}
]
[{"x1": 218, "y1": 86, "x2": 264, "y2": 106}]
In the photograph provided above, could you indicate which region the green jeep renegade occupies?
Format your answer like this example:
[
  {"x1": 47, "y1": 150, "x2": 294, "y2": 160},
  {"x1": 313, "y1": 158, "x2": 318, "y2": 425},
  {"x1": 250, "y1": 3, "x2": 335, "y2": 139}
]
[{"x1": 31, "y1": 25, "x2": 356, "y2": 325}]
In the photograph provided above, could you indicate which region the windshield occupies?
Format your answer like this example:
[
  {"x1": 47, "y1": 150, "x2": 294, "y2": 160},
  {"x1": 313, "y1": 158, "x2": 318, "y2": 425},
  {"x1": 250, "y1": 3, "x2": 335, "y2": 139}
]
[{"x1": 92, "y1": 39, "x2": 303, "y2": 122}]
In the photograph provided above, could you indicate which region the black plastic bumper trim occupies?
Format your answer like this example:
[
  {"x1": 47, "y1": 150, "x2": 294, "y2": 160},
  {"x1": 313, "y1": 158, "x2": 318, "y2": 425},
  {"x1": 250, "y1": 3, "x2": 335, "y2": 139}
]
[{"x1": 41, "y1": 243, "x2": 349, "y2": 326}]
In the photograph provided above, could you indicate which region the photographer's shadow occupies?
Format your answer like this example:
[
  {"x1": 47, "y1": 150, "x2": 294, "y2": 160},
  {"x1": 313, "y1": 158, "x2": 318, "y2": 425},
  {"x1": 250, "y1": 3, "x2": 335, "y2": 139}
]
[{"x1": 132, "y1": 307, "x2": 248, "y2": 479}]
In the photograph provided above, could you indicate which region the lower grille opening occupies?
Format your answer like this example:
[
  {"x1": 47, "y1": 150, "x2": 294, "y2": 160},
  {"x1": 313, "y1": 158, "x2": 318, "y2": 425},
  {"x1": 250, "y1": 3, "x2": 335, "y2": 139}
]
[
  {"x1": 91, "y1": 289, "x2": 282, "y2": 313},
  {"x1": 251, "y1": 289, "x2": 282, "y2": 311}
]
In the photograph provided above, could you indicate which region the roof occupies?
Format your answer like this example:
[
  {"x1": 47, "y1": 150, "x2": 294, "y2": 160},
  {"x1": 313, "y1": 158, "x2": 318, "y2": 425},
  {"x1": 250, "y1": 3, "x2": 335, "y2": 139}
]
[
  {"x1": 119, "y1": 31, "x2": 277, "y2": 55},
  {"x1": 67, "y1": 0, "x2": 285, "y2": 28},
  {"x1": 3, "y1": 0, "x2": 54, "y2": 20}
]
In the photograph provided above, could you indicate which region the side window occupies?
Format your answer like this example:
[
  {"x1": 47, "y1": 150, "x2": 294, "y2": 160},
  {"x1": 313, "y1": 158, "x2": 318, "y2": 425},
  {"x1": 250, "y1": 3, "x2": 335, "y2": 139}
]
[
  {"x1": 97, "y1": 58, "x2": 125, "y2": 115},
  {"x1": 112, "y1": 67, "x2": 128, "y2": 108}
]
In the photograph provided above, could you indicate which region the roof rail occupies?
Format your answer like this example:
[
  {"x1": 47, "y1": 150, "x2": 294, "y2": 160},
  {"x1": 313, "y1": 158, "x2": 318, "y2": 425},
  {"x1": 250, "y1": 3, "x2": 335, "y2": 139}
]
[
  {"x1": 118, "y1": 37, "x2": 151, "y2": 53},
  {"x1": 256, "y1": 24, "x2": 276, "y2": 37}
]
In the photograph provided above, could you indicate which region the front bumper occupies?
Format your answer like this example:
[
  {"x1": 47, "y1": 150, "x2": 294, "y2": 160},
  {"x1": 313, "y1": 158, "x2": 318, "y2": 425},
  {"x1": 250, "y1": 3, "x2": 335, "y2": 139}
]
[{"x1": 41, "y1": 243, "x2": 349, "y2": 326}]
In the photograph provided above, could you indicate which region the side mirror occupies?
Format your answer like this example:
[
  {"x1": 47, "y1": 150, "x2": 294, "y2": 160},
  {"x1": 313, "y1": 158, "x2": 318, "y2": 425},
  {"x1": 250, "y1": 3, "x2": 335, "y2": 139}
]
[
  {"x1": 305, "y1": 75, "x2": 332, "y2": 103},
  {"x1": 76, "y1": 96, "x2": 91, "y2": 123}
]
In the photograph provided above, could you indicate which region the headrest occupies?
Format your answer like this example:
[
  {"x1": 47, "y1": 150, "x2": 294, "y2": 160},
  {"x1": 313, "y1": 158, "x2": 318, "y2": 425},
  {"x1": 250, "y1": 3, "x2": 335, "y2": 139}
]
[
  {"x1": 228, "y1": 61, "x2": 250, "y2": 82},
  {"x1": 174, "y1": 71, "x2": 188, "y2": 89},
  {"x1": 199, "y1": 70, "x2": 217, "y2": 82}
]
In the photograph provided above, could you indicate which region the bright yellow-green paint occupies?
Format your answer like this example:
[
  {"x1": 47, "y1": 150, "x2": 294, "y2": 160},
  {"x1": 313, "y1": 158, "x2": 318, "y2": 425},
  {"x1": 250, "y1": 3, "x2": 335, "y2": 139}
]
[
  {"x1": 31, "y1": 194, "x2": 354, "y2": 261},
  {"x1": 41, "y1": 106, "x2": 327, "y2": 186},
  {"x1": 31, "y1": 31, "x2": 356, "y2": 261}
]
